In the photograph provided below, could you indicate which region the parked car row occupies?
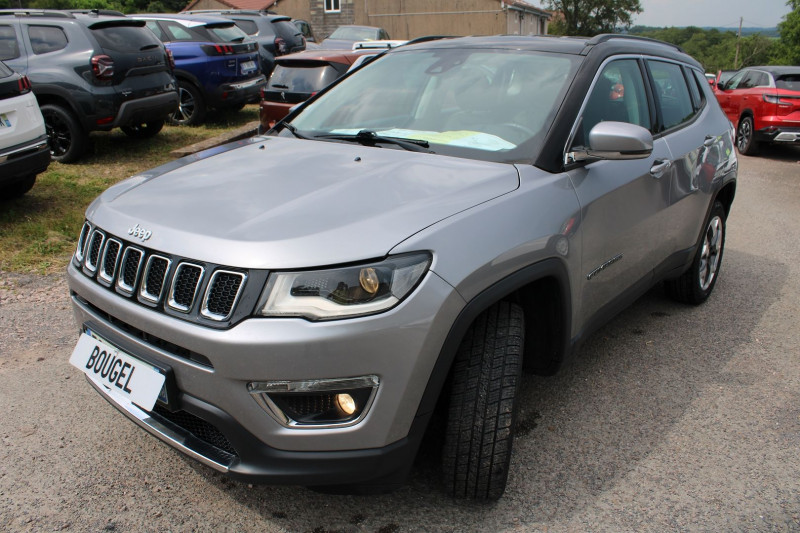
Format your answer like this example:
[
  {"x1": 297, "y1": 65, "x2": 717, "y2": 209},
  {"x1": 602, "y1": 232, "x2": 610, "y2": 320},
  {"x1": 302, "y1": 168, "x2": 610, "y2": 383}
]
[{"x1": 0, "y1": 8, "x2": 310, "y2": 169}]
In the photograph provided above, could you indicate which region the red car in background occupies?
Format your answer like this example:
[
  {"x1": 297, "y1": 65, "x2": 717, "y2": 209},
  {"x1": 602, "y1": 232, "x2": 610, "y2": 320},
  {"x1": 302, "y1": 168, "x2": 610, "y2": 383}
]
[
  {"x1": 258, "y1": 48, "x2": 379, "y2": 130},
  {"x1": 714, "y1": 66, "x2": 800, "y2": 155}
]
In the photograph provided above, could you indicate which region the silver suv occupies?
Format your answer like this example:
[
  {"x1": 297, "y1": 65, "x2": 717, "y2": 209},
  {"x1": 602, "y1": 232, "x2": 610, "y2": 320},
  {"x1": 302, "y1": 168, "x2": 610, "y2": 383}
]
[{"x1": 67, "y1": 34, "x2": 737, "y2": 501}]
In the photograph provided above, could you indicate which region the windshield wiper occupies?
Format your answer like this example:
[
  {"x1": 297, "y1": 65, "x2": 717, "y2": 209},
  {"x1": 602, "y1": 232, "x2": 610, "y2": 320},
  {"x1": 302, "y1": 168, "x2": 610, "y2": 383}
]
[
  {"x1": 315, "y1": 130, "x2": 432, "y2": 153},
  {"x1": 281, "y1": 122, "x2": 310, "y2": 139}
]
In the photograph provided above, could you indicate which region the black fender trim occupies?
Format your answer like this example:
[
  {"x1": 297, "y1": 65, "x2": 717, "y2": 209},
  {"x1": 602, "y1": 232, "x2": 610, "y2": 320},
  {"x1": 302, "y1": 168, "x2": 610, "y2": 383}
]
[{"x1": 414, "y1": 258, "x2": 572, "y2": 419}]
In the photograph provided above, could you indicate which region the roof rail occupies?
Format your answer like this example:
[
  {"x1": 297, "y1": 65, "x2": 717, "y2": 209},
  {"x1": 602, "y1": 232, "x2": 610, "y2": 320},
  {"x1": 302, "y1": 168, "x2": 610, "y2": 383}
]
[
  {"x1": 68, "y1": 9, "x2": 126, "y2": 17},
  {"x1": 0, "y1": 9, "x2": 75, "y2": 18},
  {"x1": 182, "y1": 9, "x2": 265, "y2": 16},
  {"x1": 587, "y1": 33, "x2": 684, "y2": 53},
  {"x1": 404, "y1": 35, "x2": 458, "y2": 46}
]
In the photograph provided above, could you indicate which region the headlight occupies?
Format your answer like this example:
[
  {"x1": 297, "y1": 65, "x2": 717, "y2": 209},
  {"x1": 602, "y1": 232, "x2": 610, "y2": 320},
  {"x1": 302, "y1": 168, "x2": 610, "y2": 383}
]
[{"x1": 256, "y1": 252, "x2": 431, "y2": 320}]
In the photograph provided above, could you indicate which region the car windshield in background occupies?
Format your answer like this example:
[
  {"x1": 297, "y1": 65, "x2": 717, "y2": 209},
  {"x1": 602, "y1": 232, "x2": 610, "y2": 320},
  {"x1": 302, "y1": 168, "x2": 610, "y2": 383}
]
[
  {"x1": 329, "y1": 27, "x2": 380, "y2": 41},
  {"x1": 776, "y1": 74, "x2": 800, "y2": 91},
  {"x1": 269, "y1": 62, "x2": 342, "y2": 93},
  {"x1": 286, "y1": 48, "x2": 579, "y2": 163}
]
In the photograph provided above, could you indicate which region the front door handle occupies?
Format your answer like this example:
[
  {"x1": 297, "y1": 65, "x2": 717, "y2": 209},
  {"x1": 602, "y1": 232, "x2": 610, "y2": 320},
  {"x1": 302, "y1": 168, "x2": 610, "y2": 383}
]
[
  {"x1": 704, "y1": 135, "x2": 716, "y2": 147},
  {"x1": 650, "y1": 159, "x2": 672, "y2": 178}
]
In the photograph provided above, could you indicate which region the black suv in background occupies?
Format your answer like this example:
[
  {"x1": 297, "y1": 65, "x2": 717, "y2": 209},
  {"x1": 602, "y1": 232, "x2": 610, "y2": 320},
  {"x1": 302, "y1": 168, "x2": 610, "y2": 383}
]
[
  {"x1": 0, "y1": 9, "x2": 178, "y2": 163},
  {"x1": 182, "y1": 10, "x2": 305, "y2": 76}
]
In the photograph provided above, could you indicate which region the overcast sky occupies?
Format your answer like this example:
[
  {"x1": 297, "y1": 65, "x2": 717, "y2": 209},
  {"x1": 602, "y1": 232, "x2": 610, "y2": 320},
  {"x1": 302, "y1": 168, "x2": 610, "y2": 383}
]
[{"x1": 631, "y1": 0, "x2": 792, "y2": 28}]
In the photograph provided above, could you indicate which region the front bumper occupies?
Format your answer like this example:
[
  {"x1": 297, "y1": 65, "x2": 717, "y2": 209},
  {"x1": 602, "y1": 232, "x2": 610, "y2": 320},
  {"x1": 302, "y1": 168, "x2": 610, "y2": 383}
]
[{"x1": 67, "y1": 260, "x2": 464, "y2": 484}]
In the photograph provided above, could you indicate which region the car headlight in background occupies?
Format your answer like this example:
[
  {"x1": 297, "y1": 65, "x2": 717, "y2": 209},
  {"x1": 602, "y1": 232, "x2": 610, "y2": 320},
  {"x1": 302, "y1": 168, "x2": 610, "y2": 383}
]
[{"x1": 256, "y1": 252, "x2": 431, "y2": 320}]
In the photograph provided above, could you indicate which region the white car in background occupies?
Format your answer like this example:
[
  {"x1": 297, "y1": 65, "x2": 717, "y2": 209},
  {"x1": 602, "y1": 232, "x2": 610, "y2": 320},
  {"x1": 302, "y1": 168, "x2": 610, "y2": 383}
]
[{"x1": 0, "y1": 61, "x2": 49, "y2": 199}]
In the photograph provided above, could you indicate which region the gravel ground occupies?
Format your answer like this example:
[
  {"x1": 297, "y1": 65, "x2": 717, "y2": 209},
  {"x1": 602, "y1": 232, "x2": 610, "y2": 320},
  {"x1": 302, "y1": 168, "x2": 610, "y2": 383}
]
[{"x1": 1, "y1": 150, "x2": 799, "y2": 532}]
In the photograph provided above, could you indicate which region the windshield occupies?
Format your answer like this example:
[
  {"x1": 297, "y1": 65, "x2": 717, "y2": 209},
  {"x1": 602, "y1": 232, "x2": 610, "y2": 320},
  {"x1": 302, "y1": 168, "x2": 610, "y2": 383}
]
[
  {"x1": 285, "y1": 47, "x2": 579, "y2": 163},
  {"x1": 329, "y1": 27, "x2": 379, "y2": 41}
]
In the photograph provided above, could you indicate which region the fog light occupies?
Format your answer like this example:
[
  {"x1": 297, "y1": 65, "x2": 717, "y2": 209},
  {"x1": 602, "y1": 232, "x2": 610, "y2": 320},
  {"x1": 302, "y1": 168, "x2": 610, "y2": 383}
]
[
  {"x1": 248, "y1": 375, "x2": 379, "y2": 428},
  {"x1": 336, "y1": 393, "x2": 356, "y2": 415}
]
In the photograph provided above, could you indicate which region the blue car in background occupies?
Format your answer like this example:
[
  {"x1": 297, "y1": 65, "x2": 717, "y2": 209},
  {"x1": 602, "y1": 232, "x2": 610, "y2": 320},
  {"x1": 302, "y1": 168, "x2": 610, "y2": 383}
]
[{"x1": 136, "y1": 14, "x2": 266, "y2": 125}]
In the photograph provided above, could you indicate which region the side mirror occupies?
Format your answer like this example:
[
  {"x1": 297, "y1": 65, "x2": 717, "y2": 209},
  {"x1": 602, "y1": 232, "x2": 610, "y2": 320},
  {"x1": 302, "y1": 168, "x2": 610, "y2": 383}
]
[{"x1": 568, "y1": 121, "x2": 653, "y2": 163}]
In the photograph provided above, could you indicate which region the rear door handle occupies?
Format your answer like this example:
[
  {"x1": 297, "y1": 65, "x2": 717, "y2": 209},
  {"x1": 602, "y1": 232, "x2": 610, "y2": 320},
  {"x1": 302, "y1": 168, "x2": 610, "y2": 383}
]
[{"x1": 650, "y1": 159, "x2": 671, "y2": 178}]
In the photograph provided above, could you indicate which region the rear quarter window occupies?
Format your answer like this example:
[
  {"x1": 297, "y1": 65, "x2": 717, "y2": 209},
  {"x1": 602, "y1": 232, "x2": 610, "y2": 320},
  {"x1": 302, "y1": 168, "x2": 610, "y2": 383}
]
[
  {"x1": 92, "y1": 24, "x2": 162, "y2": 53},
  {"x1": 0, "y1": 60, "x2": 12, "y2": 77},
  {"x1": 0, "y1": 25, "x2": 19, "y2": 60},
  {"x1": 28, "y1": 25, "x2": 68, "y2": 55}
]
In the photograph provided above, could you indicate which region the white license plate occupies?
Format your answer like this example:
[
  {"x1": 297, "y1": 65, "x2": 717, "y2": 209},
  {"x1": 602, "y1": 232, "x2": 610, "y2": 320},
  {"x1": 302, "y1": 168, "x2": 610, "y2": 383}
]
[
  {"x1": 69, "y1": 332, "x2": 165, "y2": 412},
  {"x1": 0, "y1": 113, "x2": 10, "y2": 128},
  {"x1": 241, "y1": 60, "x2": 256, "y2": 74}
]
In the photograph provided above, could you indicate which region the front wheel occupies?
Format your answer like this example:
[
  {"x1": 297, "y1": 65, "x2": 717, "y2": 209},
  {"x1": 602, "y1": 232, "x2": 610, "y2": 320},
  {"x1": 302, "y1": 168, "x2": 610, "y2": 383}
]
[
  {"x1": 736, "y1": 115, "x2": 759, "y2": 155},
  {"x1": 121, "y1": 119, "x2": 164, "y2": 139},
  {"x1": 665, "y1": 200, "x2": 726, "y2": 305},
  {"x1": 442, "y1": 301, "x2": 524, "y2": 501}
]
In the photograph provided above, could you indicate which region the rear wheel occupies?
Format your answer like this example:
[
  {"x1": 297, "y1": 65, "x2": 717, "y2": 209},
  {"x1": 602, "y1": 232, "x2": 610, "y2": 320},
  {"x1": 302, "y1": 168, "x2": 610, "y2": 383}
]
[
  {"x1": 442, "y1": 301, "x2": 524, "y2": 501},
  {"x1": 736, "y1": 115, "x2": 759, "y2": 155},
  {"x1": 169, "y1": 82, "x2": 205, "y2": 126},
  {"x1": 121, "y1": 119, "x2": 164, "y2": 139},
  {"x1": 665, "y1": 201, "x2": 726, "y2": 305},
  {"x1": 41, "y1": 104, "x2": 86, "y2": 163}
]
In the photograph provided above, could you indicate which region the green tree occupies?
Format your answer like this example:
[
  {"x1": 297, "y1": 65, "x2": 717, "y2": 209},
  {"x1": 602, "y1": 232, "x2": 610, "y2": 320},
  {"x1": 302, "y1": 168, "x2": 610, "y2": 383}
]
[
  {"x1": 546, "y1": 0, "x2": 643, "y2": 36},
  {"x1": 772, "y1": 0, "x2": 800, "y2": 64}
]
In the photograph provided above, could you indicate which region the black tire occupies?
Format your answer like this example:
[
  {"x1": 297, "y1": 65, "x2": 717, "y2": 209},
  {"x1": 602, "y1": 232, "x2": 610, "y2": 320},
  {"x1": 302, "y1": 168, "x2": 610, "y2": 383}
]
[
  {"x1": 665, "y1": 201, "x2": 726, "y2": 305},
  {"x1": 40, "y1": 104, "x2": 87, "y2": 163},
  {"x1": 442, "y1": 301, "x2": 524, "y2": 501},
  {"x1": 736, "y1": 115, "x2": 759, "y2": 155},
  {"x1": 169, "y1": 82, "x2": 205, "y2": 126},
  {"x1": 1, "y1": 175, "x2": 35, "y2": 199},
  {"x1": 121, "y1": 119, "x2": 164, "y2": 139}
]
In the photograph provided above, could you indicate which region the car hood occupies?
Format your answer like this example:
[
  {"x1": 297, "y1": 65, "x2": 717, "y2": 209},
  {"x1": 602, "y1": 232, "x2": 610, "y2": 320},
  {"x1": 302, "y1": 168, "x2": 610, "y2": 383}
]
[{"x1": 87, "y1": 136, "x2": 519, "y2": 269}]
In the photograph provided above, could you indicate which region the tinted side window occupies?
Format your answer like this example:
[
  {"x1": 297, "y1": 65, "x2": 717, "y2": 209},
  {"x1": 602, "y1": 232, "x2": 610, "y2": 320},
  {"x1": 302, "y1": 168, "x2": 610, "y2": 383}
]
[
  {"x1": 233, "y1": 19, "x2": 258, "y2": 35},
  {"x1": 145, "y1": 21, "x2": 165, "y2": 41},
  {"x1": 725, "y1": 70, "x2": 746, "y2": 90},
  {"x1": 576, "y1": 58, "x2": 651, "y2": 146},
  {"x1": 163, "y1": 21, "x2": 195, "y2": 41},
  {"x1": 686, "y1": 68, "x2": 704, "y2": 111},
  {"x1": 647, "y1": 60, "x2": 695, "y2": 131},
  {"x1": 28, "y1": 25, "x2": 68, "y2": 55},
  {"x1": 92, "y1": 24, "x2": 162, "y2": 53},
  {"x1": 0, "y1": 25, "x2": 20, "y2": 60},
  {"x1": 776, "y1": 74, "x2": 800, "y2": 90}
]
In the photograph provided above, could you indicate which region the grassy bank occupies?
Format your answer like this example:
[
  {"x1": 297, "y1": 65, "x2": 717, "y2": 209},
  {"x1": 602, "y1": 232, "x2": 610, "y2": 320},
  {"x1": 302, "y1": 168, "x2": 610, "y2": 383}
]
[{"x1": 0, "y1": 106, "x2": 258, "y2": 274}]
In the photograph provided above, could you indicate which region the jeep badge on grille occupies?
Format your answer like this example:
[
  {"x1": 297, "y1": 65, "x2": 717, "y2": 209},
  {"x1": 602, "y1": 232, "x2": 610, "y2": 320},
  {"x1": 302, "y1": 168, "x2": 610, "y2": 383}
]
[{"x1": 128, "y1": 224, "x2": 152, "y2": 242}]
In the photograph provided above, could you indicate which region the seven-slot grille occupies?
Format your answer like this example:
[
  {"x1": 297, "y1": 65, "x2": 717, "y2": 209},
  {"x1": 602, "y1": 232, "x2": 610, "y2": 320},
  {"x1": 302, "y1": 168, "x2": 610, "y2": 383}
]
[{"x1": 75, "y1": 224, "x2": 247, "y2": 324}]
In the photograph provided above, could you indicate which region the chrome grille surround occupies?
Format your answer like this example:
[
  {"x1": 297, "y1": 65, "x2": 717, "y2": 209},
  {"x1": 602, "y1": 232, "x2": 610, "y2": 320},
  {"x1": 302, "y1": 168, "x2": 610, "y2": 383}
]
[
  {"x1": 98, "y1": 238, "x2": 122, "y2": 287},
  {"x1": 83, "y1": 229, "x2": 106, "y2": 274},
  {"x1": 75, "y1": 221, "x2": 91, "y2": 264},
  {"x1": 74, "y1": 222, "x2": 258, "y2": 328},
  {"x1": 139, "y1": 254, "x2": 172, "y2": 304},
  {"x1": 201, "y1": 270, "x2": 246, "y2": 321},
  {"x1": 168, "y1": 263, "x2": 205, "y2": 313},
  {"x1": 117, "y1": 246, "x2": 144, "y2": 295}
]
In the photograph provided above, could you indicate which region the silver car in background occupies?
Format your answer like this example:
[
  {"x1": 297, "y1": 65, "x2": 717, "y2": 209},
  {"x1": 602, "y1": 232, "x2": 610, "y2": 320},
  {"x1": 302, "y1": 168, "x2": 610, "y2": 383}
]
[{"x1": 67, "y1": 34, "x2": 736, "y2": 501}]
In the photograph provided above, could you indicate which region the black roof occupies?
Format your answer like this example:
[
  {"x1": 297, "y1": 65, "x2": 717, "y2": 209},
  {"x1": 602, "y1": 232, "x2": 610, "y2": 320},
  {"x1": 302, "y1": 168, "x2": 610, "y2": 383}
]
[
  {"x1": 402, "y1": 34, "x2": 702, "y2": 69},
  {"x1": 743, "y1": 65, "x2": 800, "y2": 76}
]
